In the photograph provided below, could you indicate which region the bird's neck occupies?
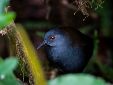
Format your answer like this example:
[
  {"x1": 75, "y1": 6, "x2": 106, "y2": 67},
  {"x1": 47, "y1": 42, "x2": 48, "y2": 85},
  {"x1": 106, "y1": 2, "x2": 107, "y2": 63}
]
[{"x1": 50, "y1": 43, "x2": 71, "y2": 54}]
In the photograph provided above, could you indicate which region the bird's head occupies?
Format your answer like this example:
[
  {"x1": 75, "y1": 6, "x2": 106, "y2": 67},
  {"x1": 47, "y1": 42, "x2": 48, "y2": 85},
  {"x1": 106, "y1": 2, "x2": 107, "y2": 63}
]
[{"x1": 37, "y1": 28, "x2": 70, "y2": 49}]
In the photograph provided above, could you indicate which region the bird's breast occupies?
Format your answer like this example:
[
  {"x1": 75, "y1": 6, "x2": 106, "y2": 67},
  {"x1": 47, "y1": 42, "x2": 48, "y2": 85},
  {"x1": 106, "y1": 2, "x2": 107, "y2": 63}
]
[
  {"x1": 47, "y1": 46, "x2": 86, "y2": 72},
  {"x1": 47, "y1": 46, "x2": 65, "y2": 61}
]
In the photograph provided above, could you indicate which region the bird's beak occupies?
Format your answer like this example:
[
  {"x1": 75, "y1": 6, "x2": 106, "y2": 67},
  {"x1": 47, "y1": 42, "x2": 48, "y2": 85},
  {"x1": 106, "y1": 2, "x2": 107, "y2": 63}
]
[{"x1": 37, "y1": 41, "x2": 45, "y2": 50}]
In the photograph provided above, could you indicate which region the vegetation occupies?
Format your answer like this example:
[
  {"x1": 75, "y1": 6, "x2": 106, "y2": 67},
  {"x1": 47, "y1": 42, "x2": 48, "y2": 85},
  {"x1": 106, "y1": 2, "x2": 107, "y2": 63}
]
[{"x1": 0, "y1": 0, "x2": 113, "y2": 85}]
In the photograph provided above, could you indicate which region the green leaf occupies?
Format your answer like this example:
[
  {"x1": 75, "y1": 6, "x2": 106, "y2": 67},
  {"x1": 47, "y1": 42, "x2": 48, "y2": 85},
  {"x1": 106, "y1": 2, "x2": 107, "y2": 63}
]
[
  {"x1": 0, "y1": 0, "x2": 9, "y2": 14},
  {"x1": 0, "y1": 57, "x2": 20, "y2": 85},
  {"x1": 0, "y1": 73, "x2": 20, "y2": 85},
  {"x1": 0, "y1": 57, "x2": 18, "y2": 75},
  {"x1": 48, "y1": 74, "x2": 107, "y2": 85},
  {"x1": 0, "y1": 12, "x2": 16, "y2": 29}
]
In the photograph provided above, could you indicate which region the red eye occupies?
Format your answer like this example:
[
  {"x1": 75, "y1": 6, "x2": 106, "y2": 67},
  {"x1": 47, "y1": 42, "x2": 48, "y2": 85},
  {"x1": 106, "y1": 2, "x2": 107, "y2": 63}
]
[{"x1": 49, "y1": 35, "x2": 55, "y2": 40}]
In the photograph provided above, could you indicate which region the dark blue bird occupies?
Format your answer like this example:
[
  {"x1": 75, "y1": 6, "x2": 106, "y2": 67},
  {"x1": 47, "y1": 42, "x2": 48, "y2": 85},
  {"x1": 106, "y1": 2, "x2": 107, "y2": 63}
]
[{"x1": 37, "y1": 26, "x2": 93, "y2": 74}]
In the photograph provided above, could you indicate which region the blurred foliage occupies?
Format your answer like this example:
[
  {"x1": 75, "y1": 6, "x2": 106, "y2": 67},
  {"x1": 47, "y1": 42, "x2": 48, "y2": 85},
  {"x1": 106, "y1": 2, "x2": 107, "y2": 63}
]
[
  {"x1": 96, "y1": 0, "x2": 112, "y2": 36},
  {"x1": 91, "y1": 0, "x2": 104, "y2": 10},
  {"x1": 96, "y1": 60, "x2": 113, "y2": 81},
  {"x1": 83, "y1": 30, "x2": 99, "y2": 72},
  {"x1": 23, "y1": 21, "x2": 54, "y2": 30},
  {"x1": 0, "y1": 57, "x2": 20, "y2": 85},
  {"x1": 14, "y1": 25, "x2": 46, "y2": 85},
  {"x1": 0, "y1": 0, "x2": 9, "y2": 14},
  {"x1": 0, "y1": 0, "x2": 47, "y2": 84},
  {"x1": 0, "y1": 0, "x2": 15, "y2": 29},
  {"x1": 73, "y1": 0, "x2": 104, "y2": 16},
  {"x1": 0, "y1": 12, "x2": 15, "y2": 29},
  {"x1": 48, "y1": 74, "x2": 107, "y2": 85},
  {"x1": 36, "y1": 31, "x2": 45, "y2": 38},
  {"x1": 6, "y1": 24, "x2": 46, "y2": 85}
]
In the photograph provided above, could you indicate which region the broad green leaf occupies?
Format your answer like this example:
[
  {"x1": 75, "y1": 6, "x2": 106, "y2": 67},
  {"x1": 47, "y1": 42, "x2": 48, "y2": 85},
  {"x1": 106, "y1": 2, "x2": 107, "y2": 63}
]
[
  {"x1": 0, "y1": 73, "x2": 20, "y2": 85},
  {"x1": 0, "y1": 12, "x2": 15, "y2": 29},
  {"x1": 0, "y1": 57, "x2": 20, "y2": 85},
  {"x1": 0, "y1": 57, "x2": 18, "y2": 75},
  {"x1": 48, "y1": 74, "x2": 107, "y2": 85}
]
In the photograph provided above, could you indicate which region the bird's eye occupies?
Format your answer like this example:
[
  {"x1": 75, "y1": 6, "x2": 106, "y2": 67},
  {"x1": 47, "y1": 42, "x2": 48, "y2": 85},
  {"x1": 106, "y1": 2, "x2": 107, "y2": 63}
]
[{"x1": 49, "y1": 35, "x2": 56, "y2": 40}]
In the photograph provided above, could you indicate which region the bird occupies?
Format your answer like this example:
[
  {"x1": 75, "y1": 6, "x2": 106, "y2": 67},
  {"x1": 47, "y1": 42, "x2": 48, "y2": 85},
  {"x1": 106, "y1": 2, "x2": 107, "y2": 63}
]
[{"x1": 37, "y1": 26, "x2": 93, "y2": 74}]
